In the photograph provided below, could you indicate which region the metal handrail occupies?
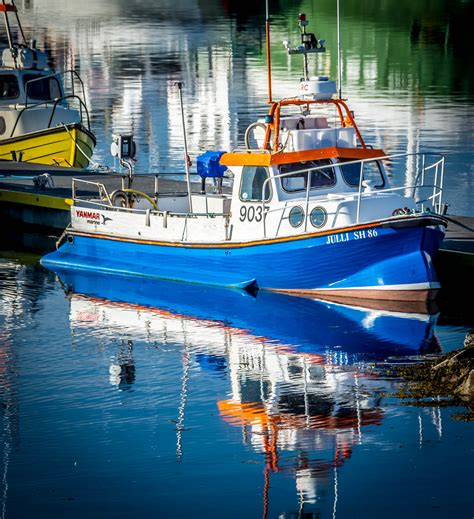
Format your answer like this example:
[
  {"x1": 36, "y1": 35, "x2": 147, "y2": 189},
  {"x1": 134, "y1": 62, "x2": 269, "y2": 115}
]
[
  {"x1": 71, "y1": 177, "x2": 230, "y2": 218},
  {"x1": 24, "y1": 69, "x2": 87, "y2": 108},
  {"x1": 260, "y1": 152, "x2": 445, "y2": 238},
  {"x1": 10, "y1": 94, "x2": 92, "y2": 137},
  {"x1": 72, "y1": 178, "x2": 113, "y2": 206}
]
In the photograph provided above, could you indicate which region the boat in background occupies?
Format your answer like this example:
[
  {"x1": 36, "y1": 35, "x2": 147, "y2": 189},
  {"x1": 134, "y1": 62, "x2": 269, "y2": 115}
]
[
  {"x1": 41, "y1": 10, "x2": 447, "y2": 302},
  {"x1": 0, "y1": 0, "x2": 95, "y2": 168}
]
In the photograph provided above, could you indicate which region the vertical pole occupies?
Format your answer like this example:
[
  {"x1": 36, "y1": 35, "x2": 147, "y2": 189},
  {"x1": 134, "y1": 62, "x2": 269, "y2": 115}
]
[
  {"x1": 337, "y1": 0, "x2": 342, "y2": 99},
  {"x1": 176, "y1": 82, "x2": 193, "y2": 214},
  {"x1": 301, "y1": 23, "x2": 309, "y2": 80},
  {"x1": 265, "y1": 0, "x2": 273, "y2": 103},
  {"x1": 2, "y1": 1, "x2": 17, "y2": 68},
  {"x1": 12, "y1": 1, "x2": 26, "y2": 44}
]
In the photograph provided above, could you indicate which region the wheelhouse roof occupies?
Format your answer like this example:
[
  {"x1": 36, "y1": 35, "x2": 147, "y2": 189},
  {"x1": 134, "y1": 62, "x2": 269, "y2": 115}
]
[{"x1": 219, "y1": 146, "x2": 386, "y2": 167}]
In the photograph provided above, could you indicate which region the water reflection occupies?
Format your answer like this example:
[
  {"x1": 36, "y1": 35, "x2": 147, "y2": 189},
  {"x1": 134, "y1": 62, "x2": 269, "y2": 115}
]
[
  {"x1": 1, "y1": 260, "x2": 471, "y2": 518},
  {"x1": 2, "y1": 0, "x2": 471, "y2": 215},
  {"x1": 58, "y1": 270, "x2": 443, "y2": 516},
  {"x1": 60, "y1": 270, "x2": 441, "y2": 360}
]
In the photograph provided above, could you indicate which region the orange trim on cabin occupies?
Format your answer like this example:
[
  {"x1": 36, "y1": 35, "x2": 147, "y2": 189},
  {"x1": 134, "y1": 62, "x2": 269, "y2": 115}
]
[
  {"x1": 219, "y1": 146, "x2": 386, "y2": 167},
  {"x1": 0, "y1": 5, "x2": 17, "y2": 12}
]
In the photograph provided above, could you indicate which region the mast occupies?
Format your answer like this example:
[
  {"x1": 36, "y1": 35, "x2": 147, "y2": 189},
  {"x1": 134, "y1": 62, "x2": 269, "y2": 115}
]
[
  {"x1": 337, "y1": 0, "x2": 342, "y2": 99},
  {"x1": 265, "y1": 0, "x2": 272, "y2": 103}
]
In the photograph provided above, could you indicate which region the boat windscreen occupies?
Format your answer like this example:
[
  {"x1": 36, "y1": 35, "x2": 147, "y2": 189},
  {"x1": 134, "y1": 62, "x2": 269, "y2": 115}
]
[
  {"x1": 338, "y1": 159, "x2": 385, "y2": 188},
  {"x1": 24, "y1": 74, "x2": 62, "y2": 101},
  {"x1": 280, "y1": 160, "x2": 336, "y2": 192},
  {"x1": 0, "y1": 75, "x2": 19, "y2": 100}
]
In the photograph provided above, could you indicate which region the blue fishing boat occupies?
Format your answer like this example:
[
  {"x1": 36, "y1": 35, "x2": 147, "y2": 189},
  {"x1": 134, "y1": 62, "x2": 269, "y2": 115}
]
[{"x1": 41, "y1": 11, "x2": 447, "y2": 302}]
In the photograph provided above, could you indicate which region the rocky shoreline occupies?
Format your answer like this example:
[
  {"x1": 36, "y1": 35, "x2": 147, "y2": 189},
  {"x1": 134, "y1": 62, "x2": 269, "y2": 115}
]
[{"x1": 385, "y1": 331, "x2": 474, "y2": 421}]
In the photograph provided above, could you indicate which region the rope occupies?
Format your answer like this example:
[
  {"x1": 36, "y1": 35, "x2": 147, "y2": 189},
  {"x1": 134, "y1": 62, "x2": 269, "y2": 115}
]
[
  {"x1": 119, "y1": 189, "x2": 159, "y2": 211},
  {"x1": 61, "y1": 123, "x2": 112, "y2": 173}
]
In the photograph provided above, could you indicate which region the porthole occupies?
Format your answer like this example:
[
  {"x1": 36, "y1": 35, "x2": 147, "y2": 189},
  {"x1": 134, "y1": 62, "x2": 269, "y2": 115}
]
[
  {"x1": 0, "y1": 117, "x2": 6, "y2": 136},
  {"x1": 289, "y1": 206, "x2": 304, "y2": 227},
  {"x1": 310, "y1": 206, "x2": 327, "y2": 228}
]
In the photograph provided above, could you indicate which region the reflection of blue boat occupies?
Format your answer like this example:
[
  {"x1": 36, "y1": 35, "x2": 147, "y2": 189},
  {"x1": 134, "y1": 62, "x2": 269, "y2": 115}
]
[{"x1": 53, "y1": 268, "x2": 440, "y2": 358}]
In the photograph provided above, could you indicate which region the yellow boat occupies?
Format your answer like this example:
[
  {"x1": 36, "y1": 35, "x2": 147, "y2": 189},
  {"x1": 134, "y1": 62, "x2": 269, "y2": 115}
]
[
  {"x1": 0, "y1": 123, "x2": 96, "y2": 168},
  {"x1": 0, "y1": 0, "x2": 96, "y2": 169}
]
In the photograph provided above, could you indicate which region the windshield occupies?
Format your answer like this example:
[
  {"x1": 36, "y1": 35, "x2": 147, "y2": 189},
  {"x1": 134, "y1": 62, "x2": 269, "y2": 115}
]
[
  {"x1": 0, "y1": 75, "x2": 19, "y2": 100},
  {"x1": 24, "y1": 74, "x2": 63, "y2": 101},
  {"x1": 338, "y1": 159, "x2": 385, "y2": 188},
  {"x1": 240, "y1": 166, "x2": 271, "y2": 202},
  {"x1": 280, "y1": 160, "x2": 336, "y2": 192}
]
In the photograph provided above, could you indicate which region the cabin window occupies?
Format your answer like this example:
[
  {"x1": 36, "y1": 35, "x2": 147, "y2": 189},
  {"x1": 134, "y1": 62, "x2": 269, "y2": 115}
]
[
  {"x1": 280, "y1": 159, "x2": 336, "y2": 193},
  {"x1": 338, "y1": 159, "x2": 385, "y2": 188},
  {"x1": 240, "y1": 166, "x2": 271, "y2": 202},
  {"x1": 23, "y1": 74, "x2": 62, "y2": 101},
  {"x1": 0, "y1": 75, "x2": 19, "y2": 99}
]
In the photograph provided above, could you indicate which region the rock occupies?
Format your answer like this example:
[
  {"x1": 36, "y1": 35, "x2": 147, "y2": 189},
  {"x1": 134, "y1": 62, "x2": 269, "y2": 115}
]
[
  {"x1": 464, "y1": 331, "x2": 474, "y2": 349},
  {"x1": 432, "y1": 347, "x2": 473, "y2": 371},
  {"x1": 455, "y1": 369, "x2": 474, "y2": 398}
]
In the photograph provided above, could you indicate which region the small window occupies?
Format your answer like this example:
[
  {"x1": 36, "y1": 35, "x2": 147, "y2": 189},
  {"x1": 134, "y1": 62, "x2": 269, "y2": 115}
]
[
  {"x1": 280, "y1": 160, "x2": 336, "y2": 193},
  {"x1": 240, "y1": 166, "x2": 271, "y2": 202},
  {"x1": 339, "y1": 159, "x2": 385, "y2": 188},
  {"x1": 0, "y1": 75, "x2": 19, "y2": 99},
  {"x1": 24, "y1": 74, "x2": 63, "y2": 101}
]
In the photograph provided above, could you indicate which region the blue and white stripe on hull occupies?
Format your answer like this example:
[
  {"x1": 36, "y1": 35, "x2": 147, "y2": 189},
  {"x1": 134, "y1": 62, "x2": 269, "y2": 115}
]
[{"x1": 41, "y1": 215, "x2": 446, "y2": 302}]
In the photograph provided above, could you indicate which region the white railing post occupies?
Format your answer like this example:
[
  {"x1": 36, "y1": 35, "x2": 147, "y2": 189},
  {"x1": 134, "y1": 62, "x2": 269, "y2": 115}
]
[
  {"x1": 433, "y1": 160, "x2": 439, "y2": 213},
  {"x1": 439, "y1": 157, "x2": 445, "y2": 213},
  {"x1": 356, "y1": 161, "x2": 364, "y2": 224},
  {"x1": 304, "y1": 169, "x2": 311, "y2": 231},
  {"x1": 420, "y1": 153, "x2": 426, "y2": 212}
]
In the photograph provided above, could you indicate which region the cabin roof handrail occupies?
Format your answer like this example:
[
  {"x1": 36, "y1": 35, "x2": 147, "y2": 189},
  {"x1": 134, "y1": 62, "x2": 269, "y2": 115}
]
[
  {"x1": 24, "y1": 69, "x2": 87, "y2": 108},
  {"x1": 9, "y1": 93, "x2": 92, "y2": 137},
  {"x1": 263, "y1": 97, "x2": 367, "y2": 152}
]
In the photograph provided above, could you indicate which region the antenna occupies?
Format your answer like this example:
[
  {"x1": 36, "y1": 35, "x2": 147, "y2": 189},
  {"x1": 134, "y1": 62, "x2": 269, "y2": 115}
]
[
  {"x1": 265, "y1": 0, "x2": 272, "y2": 103},
  {"x1": 337, "y1": 0, "x2": 342, "y2": 99}
]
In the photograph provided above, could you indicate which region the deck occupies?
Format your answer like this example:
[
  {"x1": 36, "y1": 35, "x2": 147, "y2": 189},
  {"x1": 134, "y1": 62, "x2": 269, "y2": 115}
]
[{"x1": 1, "y1": 160, "x2": 473, "y2": 259}]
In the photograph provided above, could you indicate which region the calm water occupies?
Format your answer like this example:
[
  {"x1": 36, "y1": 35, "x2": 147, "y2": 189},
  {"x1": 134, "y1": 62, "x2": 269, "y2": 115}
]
[
  {"x1": 1, "y1": 0, "x2": 474, "y2": 517},
  {"x1": 0, "y1": 256, "x2": 473, "y2": 518}
]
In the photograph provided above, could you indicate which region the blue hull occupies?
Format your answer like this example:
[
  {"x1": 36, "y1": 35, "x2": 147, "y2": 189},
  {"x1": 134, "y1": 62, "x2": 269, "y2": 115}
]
[{"x1": 41, "y1": 216, "x2": 446, "y2": 299}]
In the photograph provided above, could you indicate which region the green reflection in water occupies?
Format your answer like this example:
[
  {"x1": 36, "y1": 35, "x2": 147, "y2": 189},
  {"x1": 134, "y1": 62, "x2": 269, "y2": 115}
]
[{"x1": 258, "y1": 0, "x2": 473, "y2": 97}]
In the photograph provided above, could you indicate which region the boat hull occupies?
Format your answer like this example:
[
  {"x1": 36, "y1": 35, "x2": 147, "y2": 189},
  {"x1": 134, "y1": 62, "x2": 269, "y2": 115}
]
[
  {"x1": 41, "y1": 216, "x2": 446, "y2": 302},
  {"x1": 0, "y1": 123, "x2": 96, "y2": 168}
]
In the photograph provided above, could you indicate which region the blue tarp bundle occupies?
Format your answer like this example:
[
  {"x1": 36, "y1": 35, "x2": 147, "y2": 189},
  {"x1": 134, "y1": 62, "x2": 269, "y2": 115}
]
[{"x1": 196, "y1": 150, "x2": 227, "y2": 178}]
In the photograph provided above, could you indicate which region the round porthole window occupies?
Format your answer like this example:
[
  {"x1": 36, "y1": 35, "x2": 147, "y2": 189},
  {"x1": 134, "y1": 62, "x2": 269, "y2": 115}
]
[
  {"x1": 310, "y1": 206, "x2": 327, "y2": 228},
  {"x1": 289, "y1": 206, "x2": 304, "y2": 227},
  {"x1": 0, "y1": 117, "x2": 6, "y2": 136}
]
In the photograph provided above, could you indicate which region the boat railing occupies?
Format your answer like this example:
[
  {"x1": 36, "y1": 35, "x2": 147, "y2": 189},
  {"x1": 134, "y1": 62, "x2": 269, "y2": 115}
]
[
  {"x1": 71, "y1": 176, "x2": 232, "y2": 221},
  {"x1": 24, "y1": 70, "x2": 87, "y2": 109},
  {"x1": 9, "y1": 70, "x2": 92, "y2": 137},
  {"x1": 10, "y1": 94, "x2": 92, "y2": 137},
  {"x1": 261, "y1": 152, "x2": 445, "y2": 238},
  {"x1": 72, "y1": 178, "x2": 113, "y2": 206}
]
